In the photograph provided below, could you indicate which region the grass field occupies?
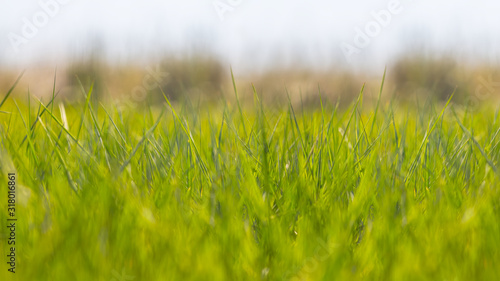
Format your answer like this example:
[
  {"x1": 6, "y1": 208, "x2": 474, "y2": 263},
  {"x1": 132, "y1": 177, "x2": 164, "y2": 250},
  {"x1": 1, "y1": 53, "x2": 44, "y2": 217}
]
[{"x1": 1, "y1": 73, "x2": 500, "y2": 281}]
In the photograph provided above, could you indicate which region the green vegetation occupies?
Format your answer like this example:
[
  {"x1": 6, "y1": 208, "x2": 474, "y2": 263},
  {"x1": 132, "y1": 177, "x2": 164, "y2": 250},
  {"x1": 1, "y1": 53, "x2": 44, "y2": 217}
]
[{"x1": 1, "y1": 73, "x2": 500, "y2": 281}]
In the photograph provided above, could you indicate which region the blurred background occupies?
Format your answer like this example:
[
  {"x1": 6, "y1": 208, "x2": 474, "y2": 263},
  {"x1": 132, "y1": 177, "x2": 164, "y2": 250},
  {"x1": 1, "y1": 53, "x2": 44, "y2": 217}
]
[{"x1": 1, "y1": 0, "x2": 500, "y2": 107}]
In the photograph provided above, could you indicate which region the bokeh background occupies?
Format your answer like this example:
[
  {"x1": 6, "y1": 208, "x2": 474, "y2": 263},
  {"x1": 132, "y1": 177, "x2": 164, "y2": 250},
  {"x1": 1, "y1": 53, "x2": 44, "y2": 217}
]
[{"x1": 1, "y1": 0, "x2": 500, "y2": 107}]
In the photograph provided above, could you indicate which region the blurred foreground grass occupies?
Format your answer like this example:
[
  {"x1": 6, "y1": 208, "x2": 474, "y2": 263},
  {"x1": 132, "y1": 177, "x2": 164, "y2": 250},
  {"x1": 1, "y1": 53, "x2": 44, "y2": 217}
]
[{"x1": 0, "y1": 74, "x2": 500, "y2": 281}]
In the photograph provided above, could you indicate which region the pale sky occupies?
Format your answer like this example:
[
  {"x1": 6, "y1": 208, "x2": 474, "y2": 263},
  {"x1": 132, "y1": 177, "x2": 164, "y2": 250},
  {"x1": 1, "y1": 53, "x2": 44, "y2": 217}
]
[{"x1": 1, "y1": 0, "x2": 500, "y2": 73}]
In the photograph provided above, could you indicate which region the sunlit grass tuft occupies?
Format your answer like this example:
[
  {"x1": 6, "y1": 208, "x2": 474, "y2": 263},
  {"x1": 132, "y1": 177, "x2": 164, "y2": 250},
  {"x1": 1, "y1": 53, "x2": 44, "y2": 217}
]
[{"x1": 0, "y1": 74, "x2": 499, "y2": 281}]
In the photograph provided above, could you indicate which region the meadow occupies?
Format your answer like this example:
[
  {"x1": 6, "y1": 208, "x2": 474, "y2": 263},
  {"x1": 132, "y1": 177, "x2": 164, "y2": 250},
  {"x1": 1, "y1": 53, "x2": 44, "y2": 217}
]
[{"x1": 1, "y1": 71, "x2": 500, "y2": 281}]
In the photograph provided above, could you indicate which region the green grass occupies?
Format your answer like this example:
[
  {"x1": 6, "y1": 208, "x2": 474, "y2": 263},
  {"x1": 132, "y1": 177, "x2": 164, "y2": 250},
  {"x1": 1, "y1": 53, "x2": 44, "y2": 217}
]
[{"x1": 1, "y1": 77, "x2": 500, "y2": 281}]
